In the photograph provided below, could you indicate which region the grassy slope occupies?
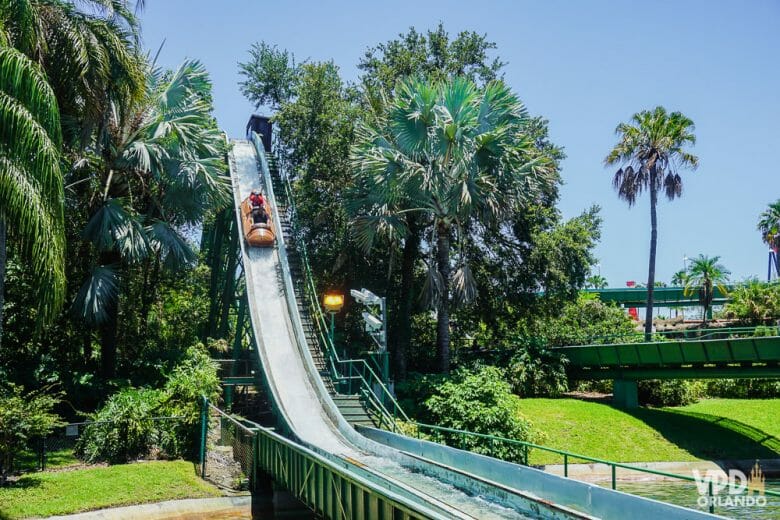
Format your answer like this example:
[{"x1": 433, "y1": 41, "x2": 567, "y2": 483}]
[
  {"x1": 519, "y1": 398, "x2": 780, "y2": 465},
  {"x1": 0, "y1": 460, "x2": 221, "y2": 519}
]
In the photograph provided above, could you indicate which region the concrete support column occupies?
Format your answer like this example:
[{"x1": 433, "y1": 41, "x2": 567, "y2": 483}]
[{"x1": 613, "y1": 379, "x2": 639, "y2": 408}]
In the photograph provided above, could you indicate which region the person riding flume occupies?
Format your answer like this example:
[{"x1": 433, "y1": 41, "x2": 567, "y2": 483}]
[{"x1": 249, "y1": 189, "x2": 268, "y2": 224}]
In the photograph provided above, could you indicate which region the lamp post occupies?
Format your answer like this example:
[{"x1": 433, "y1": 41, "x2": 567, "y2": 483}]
[{"x1": 322, "y1": 292, "x2": 344, "y2": 345}]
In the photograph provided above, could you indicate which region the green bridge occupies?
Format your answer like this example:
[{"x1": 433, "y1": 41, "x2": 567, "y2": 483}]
[
  {"x1": 556, "y1": 327, "x2": 780, "y2": 407},
  {"x1": 584, "y1": 286, "x2": 732, "y2": 308}
]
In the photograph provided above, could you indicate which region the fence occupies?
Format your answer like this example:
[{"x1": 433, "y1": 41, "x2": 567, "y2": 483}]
[
  {"x1": 17, "y1": 416, "x2": 185, "y2": 474},
  {"x1": 200, "y1": 400, "x2": 257, "y2": 491},
  {"x1": 412, "y1": 421, "x2": 780, "y2": 515}
]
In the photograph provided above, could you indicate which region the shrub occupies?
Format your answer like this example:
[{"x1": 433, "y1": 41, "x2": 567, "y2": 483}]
[
  {"x1": 76, "y1": 387, "x2": 165, "y2": 463},
  {"x1": 705, "y1": 379, "x2": 780, "y2": 398},
  {"x1": 0, "y1": 385, "x2": 62, "y2": 485},
  {"x1": 424, "y1": 367, "x2": 536, "y2": 462},
  {"x1": 638, "y1": 380, "x2": 706, "y2": 407},
  {"x1": 76, "y1": 343, "x2": 219, "y2": 463}
]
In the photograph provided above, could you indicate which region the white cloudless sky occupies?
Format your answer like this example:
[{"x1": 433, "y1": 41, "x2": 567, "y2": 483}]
[{"x1": 141, "y1": 0, "x2": 779, "y2": 287}]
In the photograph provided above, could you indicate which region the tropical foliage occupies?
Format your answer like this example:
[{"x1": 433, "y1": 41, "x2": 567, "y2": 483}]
[
  {"x1": 605, "y1": 106, "x2": 698, "y2": 339},
  {"x1": 350, "y1": 76, "x2": 555, "y2": 372},
  {"x1": 723, "y1": 279, "x2": 780, "y2": 324},
  {"x1": 0, "y1": 44, "x2": 65, "y2": 339},
  {"x1": 76, "y1": 343, "x2": 219, "y2": 462},
  {"x1": 0, "y1": 1, "x2": 227, "y2": 419},
  {"x1": 423, "y1": 366, "x2": 536, "y2": 462}
]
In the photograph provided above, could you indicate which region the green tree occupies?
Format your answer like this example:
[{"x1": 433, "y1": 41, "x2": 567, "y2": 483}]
[
  {"x1": 351, "y1": 77, "x2": 554, "y2": 373},
  {"x1": 238, "y1": 42, "x2": 299, "y2": 110},
  {"x1": 605, "y1": 106, "x2": 698, "y2": 340},
  {"x1": 758, "y1": 200, "x2": 780, "y2": 249},
  {"x1": 684, "y1": 254, "x2": 730, "y2": 324},
  {"x1": 70, "y1": 60, "x2": 228, "y2": 378},
  {"x1": 0, "y1": 43, "x2": 66, "y2": 349}
]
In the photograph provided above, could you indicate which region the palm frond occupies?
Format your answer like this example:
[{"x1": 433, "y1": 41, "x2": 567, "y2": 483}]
[{"x1": 71, "y1": 264, "x2": 119, "y2": 325}]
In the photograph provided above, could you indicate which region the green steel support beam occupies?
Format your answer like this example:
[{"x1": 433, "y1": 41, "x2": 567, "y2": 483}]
[
  {"x1": 225, "y1": 293, "x2": 248, "y2": 410},
  {"x1": 612, "y1": 379, "x2": 638, "y2": 408},
  {"x1": 572, "y1": 365, "x2": 780, "y2": 380},
  {"x1": 217, "y1": 221, "x2": 239, "y2": 339}
]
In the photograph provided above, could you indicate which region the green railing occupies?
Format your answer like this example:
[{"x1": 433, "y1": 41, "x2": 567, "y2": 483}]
[
  {"x1": 568, "y1": 325, "x2": 777, "y2": 347},
  {"x1": 266, "y1": 146, "x2": 409, "y2": 429},
  {"x1": 200, "y1": 398, "x2": 445, "y2": 519},
  {"x1": 412, "y1": 422, "x2": 780, "y2": 515}
]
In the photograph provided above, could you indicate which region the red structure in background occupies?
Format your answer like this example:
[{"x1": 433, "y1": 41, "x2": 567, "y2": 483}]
[{"x1": 626, "y1": 281, "x2": 639, "y2": 320}]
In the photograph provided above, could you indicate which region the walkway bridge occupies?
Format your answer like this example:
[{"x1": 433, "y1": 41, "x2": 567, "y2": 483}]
[
  {"x1": 556, "y1": 327, "x2": 780, "y2": 407},
  {"x1": 201, "y1": 130, "x2": 722, "y2": 519}
]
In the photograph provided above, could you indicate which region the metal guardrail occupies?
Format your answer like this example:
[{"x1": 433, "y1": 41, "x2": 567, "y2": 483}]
[
  {"x1": 570, "y1": 326, "x2": 778, "y2": 346},
  {"x1": 200, "y1": 398, "x2": 446, "y2": 519},
  {"x1": 412, "y1": 422, "x2": 780, "y2": 515},
  {"x1": 261, "y1": 140, "x2": 409, "y2": 429}
]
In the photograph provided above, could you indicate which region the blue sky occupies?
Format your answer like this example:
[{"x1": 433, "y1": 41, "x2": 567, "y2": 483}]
[{"x1": 141, "y1": 1, "x2": 779, "y2": 287}]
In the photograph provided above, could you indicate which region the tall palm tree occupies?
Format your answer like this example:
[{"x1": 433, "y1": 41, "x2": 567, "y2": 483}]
[
  {"x1": 758, "y1": 200, "x2": 780, "y2": 248},
  {"x1": 0, "y1": 42, "x2": 66, "y2": 347},
  {"x1": 757, "y1": 200, "x2": 780, "y2": 280},
  {"x1": 684, "y1": 255, "x2": 729, "y2": 325},
  {"x1": 351, "y1": 77, "x2": 553, "y2": 373},
  {"x1": 605, "y1": 106, "x2": 698, "y2": 340},
  {"x1": 71, "y1": 60, "x2": 229, "y2": 377}
]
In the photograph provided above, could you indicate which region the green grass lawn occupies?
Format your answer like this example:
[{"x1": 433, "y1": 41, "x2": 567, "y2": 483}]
[
  {"x1": 0, "y1": 460, "x2": 221, "y2": 519},
  {"x1": 519, "y1": 398, "x2": 780, "y2": 465}
]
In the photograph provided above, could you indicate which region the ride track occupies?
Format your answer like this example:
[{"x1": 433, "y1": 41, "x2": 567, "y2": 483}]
[{"x1": 225, "y1": 134, "x2": 721, "y2": 520}]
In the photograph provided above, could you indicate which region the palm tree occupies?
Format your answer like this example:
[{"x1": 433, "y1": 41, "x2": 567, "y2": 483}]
[
  {"x1": 757, "y1": 200, "x2": 780, "y2": 279},
  {"x1": 351, "y1": 77, "x2": 553, "y2": 373},
  {"x1": 684, "y1": 255, "x2": 730, "y2": 325},
  {"x1": 605, "y1": 106, "x2": 698, "y2": 340},
  {"x1": 0, "y1": 42, "x2": 66, "y2": 347},
  {"x1": 586, "y1": 275, "x2": 608, "y2": 289},
  {"x1": 671, "y1": 269, "x2": 688, "y2": 286},
  {"x1": 71, "y1": 60, "x2": 229, "y2": 377}
]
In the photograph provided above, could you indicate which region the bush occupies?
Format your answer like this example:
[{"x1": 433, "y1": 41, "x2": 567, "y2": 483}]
[
  {"x1": 423, "y1": 367, "x2": 536, "y2": 462},
  {"x1": 0, "y1": 385, "x2": 62, "y2": 485},
  {"x1": 705, "y1": 379, "x2": 780, "y2": 398},
  {"x1": 76, "y1": 388, "x2": 165, "y2": 463},
  {"x1": 506, "y1": 339, "x2": 568, "y2": 397},
  {"x1": 76, "y1": 343, "x2": 220, "y2": 463},
  {"x1": 638, "y1": 380, "x2": 706, "y2": 407}
]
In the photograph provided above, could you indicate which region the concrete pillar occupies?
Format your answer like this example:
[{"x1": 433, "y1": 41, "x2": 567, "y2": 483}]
[{"x1": 613, "y1": 379, "x2": 639, "y2": 408}]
